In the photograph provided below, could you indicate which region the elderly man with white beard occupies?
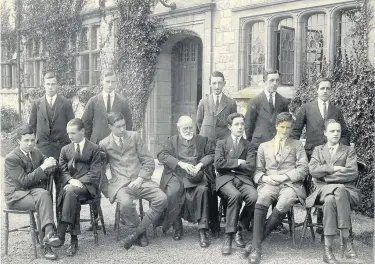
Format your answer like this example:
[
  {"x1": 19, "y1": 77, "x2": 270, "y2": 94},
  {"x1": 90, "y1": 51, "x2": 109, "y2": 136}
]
[{"x1": 157, "y1": 116, "x2": 215, "y2": 248}]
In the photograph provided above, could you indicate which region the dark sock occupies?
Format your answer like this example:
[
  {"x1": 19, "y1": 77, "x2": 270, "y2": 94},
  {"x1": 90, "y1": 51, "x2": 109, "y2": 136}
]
[
  {"x1": 44, "y1": 224, "x2": 54, "y2": 235},
  {"x1": 58, "y1": 222, "x2": 68, "y2": 240},
  {"x1": 71, "y1": 235, "x2": 78, "y2": 244},
  {"x1": 251, "y1": 204, "x2": 269, "y2": 249},
  {"x1": 262, "y1": 208, "x2": 285, "y2": 241}
]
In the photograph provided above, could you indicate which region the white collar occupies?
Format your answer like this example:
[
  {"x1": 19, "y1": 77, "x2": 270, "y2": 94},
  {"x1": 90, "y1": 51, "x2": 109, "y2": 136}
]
[
  {"x1": 46, "y1": 94, "x2": 57, "y2": 101},
  {"x1": 317, "y1": 98, "x2": 329, "y2": 106},
  {"x1": 274, "y1": 135, "x2": 287, "y2": 143},
  {"x1": 102, "y1": 90, "x2": 115, "y2": 97},
  {"x1": 231, "y1": 134, "x2": 242, "y2": 142},
  {"x1": 20, "y1": 148, "x2": 31, "y2": 157},
  {"x1": 264, "y1": 90, "x2": 276, "y2": 98},
  {"x1": 327, "y1": 143, "x2": 339, "y2": 148},
  {"x1": 74, "y1": 138, "x2": 85, "y2": 150},
  {"x1": 112, "y1": 133, "x2": 124, "y2": 143},
  {"x1": 213, "y1": 93, "x2": 223, "y2": 102}
]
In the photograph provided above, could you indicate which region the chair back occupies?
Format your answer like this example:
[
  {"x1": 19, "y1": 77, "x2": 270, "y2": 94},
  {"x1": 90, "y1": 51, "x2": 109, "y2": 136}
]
[{"x1": 355, "y1": 160, "x2": 367, "y2": 188}]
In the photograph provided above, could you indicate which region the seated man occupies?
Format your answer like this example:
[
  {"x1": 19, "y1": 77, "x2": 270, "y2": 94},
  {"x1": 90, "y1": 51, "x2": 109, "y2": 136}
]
[
  {"x1": 215, "y1": 113, "x2": 258, "y2": 255},
  {"x1": 4, "y1": 125, "x2": 61, "y2": 260},
  {"x1": 307, "y1": 119, "x2": 359, "y2": 264},
  {"x1": 99, "y1": 112, "x2": 167, "y2": 250},
  {"x1": 157, "y1": 116, "x2": 214, "y2": 248},
  {"x1": 246, "y1": 112, "x2": 308, "y2": 264},
  {"x1": 57, "y1": 118, "x2": 102, "y2": 256}
]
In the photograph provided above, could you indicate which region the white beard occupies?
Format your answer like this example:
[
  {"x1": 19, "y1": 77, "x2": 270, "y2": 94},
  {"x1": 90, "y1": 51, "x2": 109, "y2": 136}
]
[{"x1": 181, "y1": 132, "x2": 194, "y2": 141}]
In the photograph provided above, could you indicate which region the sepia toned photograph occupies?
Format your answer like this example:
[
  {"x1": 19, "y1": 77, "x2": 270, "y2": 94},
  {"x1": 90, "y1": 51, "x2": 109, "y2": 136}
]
[{"x1": 0, "y1": 0, "x2": 374, "y2": 264}]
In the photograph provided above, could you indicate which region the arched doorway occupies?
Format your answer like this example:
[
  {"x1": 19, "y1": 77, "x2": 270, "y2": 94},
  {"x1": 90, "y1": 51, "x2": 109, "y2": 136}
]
[{"x1": 171, "y1": 37, "x2": 203, "y2": 134}]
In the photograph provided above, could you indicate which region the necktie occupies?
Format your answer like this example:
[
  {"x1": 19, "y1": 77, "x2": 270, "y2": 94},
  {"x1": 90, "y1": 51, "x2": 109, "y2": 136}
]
[
  {"x1": 26, "y1": 153, "x2": 34, "y2": 170},
  {"x1": 107, "y1": 94, "x2": 111, "y2": 113},
  {"x1": 323, "y1": 102, "x2": 327, "y2": 120},
  {"x1": 49, "y1": 97, "x2": 53, "y2": 107},
  {"x1": 75, "y1": 143, "x2": 81, "y2": 159},
  {"x1": 269, "y1": 93, "x2": 274, "y2": 113},
  {"x1": 119, "y1": 137, "x2": 123, "y2": 149},
  {"x1": 215, "y1": 95, "x2": 219, "y2": 112},
  {"x1": 275, "y1": 140, "x2": 283, "y2": 163},
  {"x1": 329, "y1": 146, "x2": 335, "y2": 155},
  {"x1": 234, "y1": 137, "x2": 239, "y2": 150}
]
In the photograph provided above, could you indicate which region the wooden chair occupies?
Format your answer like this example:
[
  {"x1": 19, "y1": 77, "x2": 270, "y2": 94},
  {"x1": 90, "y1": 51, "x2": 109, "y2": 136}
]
[
  {"x1": 78, "y1": 151, "x2": 107, "y2": 245},
  {"x1": 3, "y1": 173, "x2": 54, "y2": 259},
  {"x1": 114, "y1": 199, "x2": 156, "y2": 241},
  {"x1": 299, "y1": 161, "x2": 367, "y2": 257}
]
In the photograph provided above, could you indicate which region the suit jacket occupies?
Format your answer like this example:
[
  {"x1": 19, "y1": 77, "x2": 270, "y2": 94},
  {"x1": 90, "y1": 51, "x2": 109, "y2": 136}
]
[
  {"x1": 58, "y1": 139, "x2": 102, "y2": 206},
  {"x1": 4, "y1": 147, "x2": 48, "y2": 205},
  {"x1": 99, "y1": 131, "x2": 157, "y2": 203},
  {"x1": 29, "y1": 95, "x2": 75, "y2": 159},
  {"x1": 196, "y1": 94, "x2": 237, "y2": 141},
  {"x1": 254, "y1": 138, "x2": 308, "y2": 203},
  {"x1": 215, "y1": 136, "x2": 257, "y2": 191},
  {"x1": 82, "y1": 93, "x2": 133, "y2": 144},
  {"x1": 306, "y1": 143, "x2": 359, "y2": 208},
  {"x1": 291, "y1": 100, "x2": 350, "y2": 153},
  {"x1": 244, "y1": 91, "x2": 289, "y2": 148},
  {"x1": 158, "y1": 135, "x2": 215, "y2": 190}
]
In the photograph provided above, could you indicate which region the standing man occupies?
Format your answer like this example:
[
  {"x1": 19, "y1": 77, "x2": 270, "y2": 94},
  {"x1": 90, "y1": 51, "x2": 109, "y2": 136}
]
[
  {"x1": 307, "y1": 119, "x2": 359, "y2": 263},
  {"x1": 291, "y1": 77, "x2": 350, "y2": 160},
  {"x1": 244, "y1": 69, "x2": 289, "y2": 149},
  {"x1": 157, "y1": 116, "x2": 214, "y2": 248},
  {"x1": 81, "y1": 70, "x2": 133, "y2": 229},
  {"x1": 99, "y1": 112, "x2": 167, "y2": 250},
  {"x1": 291, "y1": 77, "x2": 351, "y2": 232},
  {"x1": 4, "y1": 125, "x2": 61, "y2": 260},
  {"x1": 245, "y1": 112, "x2": 308, "y2": 264},
  {"x1": 29, "y1": 72, "x2": 75, "y2": 215},
  {"x1": 57, "y1": 118, "x2": 102, "y2": 256},
  {"x1": 215, "y1": 113, "x2": 258, "y2": 255},
  {"x1": 196, "y1": 71, "x2": 237, "y2": 236}
]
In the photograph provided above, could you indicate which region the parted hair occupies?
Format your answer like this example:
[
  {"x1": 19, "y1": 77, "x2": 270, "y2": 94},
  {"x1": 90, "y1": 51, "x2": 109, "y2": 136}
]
[
  {"x1": 263, "y1": 69, "x2": 280, "y2": 82},
  {"x1": 44, "y1": 72, "x2": 57, "y2": 82},
  {"x1": 102, "y1": 70, "x2": 116, "y2": 79},
  {"x1": 275, "y1": 112, "x2": 293, "y2": 125},
  {"x1": 227, "y1": 113, "x2": 245, "y2": 126},
  {"x1": 17, "y1": 124, "x2": 35, "y2": 139},
  {"x1": 315, "y1": 77, "x2": 332, "y2": 88},
  {"x1": 209, "y1": 71, "x2": 225, "y2": 83},
  {"x1": 324, "y1": 119, "x2": 341, "y2": 130},
  {"x1": 67, "y1": 118, "x2": 85, "y2": 131},
  {"x1": 107, "y1": 112, "x2": 126, "y2": 126}
]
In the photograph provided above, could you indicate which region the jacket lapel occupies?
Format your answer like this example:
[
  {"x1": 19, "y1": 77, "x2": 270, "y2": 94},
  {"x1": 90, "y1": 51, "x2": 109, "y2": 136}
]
[
  {"x1": 274, "y1": 93, "x2": 282, "y2": 112},
  {"x1": 109, "y1": 134, "x2": 123, "y2": 154},
  {"x1": 325, "y1": 101, "x2": 333, "y2": 119},
  {"x1": 216, "y1": 94, "x2": 228, "y2": 115},
  {"x1": 52, "y1": 95, "x2": 64, "y2": 122},
  {"x1": 260, "y1": 92, "x2": 272, "y2": 114},
  {"x1": 235, "y1": 137, "x2": 246, "y2": 158},
  {"x1": 313, "y1": 100, "x2": 324, "y2": 121},
  {"x1": 97, "y1": 93, "x2": 107, "y2": 114},
  {"x1": 277, "y1": 138, "x2": 292, "y2": 167},
  {"x1": 322, "y1": 144, "x2": 331, "y2": 164},
  {"x1": 225, "y1": 136, "x2": 236, "y2": 158},
  {"x1": 112, "y1": 93, "x2": 121, "y2": 112},
  {"x1": 330, "y1": 144, "x2": 345, "y2": 164}
]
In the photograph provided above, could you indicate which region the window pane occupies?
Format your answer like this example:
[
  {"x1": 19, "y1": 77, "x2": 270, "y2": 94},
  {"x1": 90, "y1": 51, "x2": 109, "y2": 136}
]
[
  {"x1": 80, "y1": 28, "x2": 89, "y2": 51},
  {"x1": 277, "y1": 20, "x2": 294, "y2": 86},
  {"x1": 336, "y1": 10, "x2": 357, "y2": 59},
  {"x1": 76, "y1": 54, "x2": 89, "y2": 85},
  {"x1": 1, "y1": 65, "x2": 12, "y2": 88},
  {"x1": 26, "y1": 61, "x2": 35, "y2": 87},
  {"x1": 304, "y1": 13, "x2": 327, "y2": 82},
  {"x1": 247, "y1": 21, "x2": 265, "y2": 86},
  {"x1": 92, "y1": 53, "x2": 101, "y2": 85},
  {"x1": 91, "y1": 26, "x2": 100, "y2": 50}
]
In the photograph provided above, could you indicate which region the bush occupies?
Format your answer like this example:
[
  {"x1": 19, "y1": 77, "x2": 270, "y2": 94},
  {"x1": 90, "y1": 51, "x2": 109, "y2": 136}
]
[
  {"x1": 290, "y1": 1, "x2": 374, "y2": 217},
  {"x1": 1, "y1": 106, "x2": 21, "y2": 132}
]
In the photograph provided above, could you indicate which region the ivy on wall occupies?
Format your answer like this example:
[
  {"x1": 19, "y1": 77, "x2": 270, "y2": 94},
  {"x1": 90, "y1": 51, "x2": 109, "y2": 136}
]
[
  {"x1": 290, "y1": 0, "x2": 375, "y2": 217},
  {"x1": 1, "y1": 1, "x2": 16, "y2": 61}
]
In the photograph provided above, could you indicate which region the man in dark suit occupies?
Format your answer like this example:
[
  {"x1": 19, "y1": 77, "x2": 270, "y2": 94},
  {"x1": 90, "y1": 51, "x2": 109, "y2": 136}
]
[
  {"x1": 307, "y1": 119, "x2": 359, "y2": 263},
  {"x1": 99, "y1": 112, "x2": 167, "y2": 250},
  {"x1": 291, "y1": 77, "x2": 351, "y2": 233},
  {"x1": 81, "y1": 70, "x2": 133, "y2": 230},
  {"x1": 29, "y1": 72, "x2": 75, "y2": 214},
  {"x1": 246, "y1": 112, "x2": 308, "y2": 264},
  {"x1": 4, "y1": 125, "x2": 61, "y2": 260},
  {"x1": 57, "y1": 118, "x2": 102, "y2": 256},
  {"x1": 244, "y1": 69, "x2": 289, "y2": 149},
  {"x1": 291, "y1": 77, "x2": 350, "y2": 160},
  {"x1": 196, "y1": 71, "x2": 237, "y2": 236},
  {"x1": 157, "y1": 116, "x2": 214, "y2": 248},
  {"x1": 215, "y1": 113, "x2": 258, "y2": 255}
]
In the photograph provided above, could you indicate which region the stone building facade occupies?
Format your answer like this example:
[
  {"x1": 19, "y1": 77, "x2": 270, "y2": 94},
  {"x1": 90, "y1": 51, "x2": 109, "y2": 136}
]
[{"x1": 1, "y1": 0, "x2": 374, "y2": 156}]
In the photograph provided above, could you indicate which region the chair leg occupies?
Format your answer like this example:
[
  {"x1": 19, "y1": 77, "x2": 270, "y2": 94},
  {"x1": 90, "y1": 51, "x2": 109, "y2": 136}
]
[
  {"x1": 34, "y1": 213, "x2": 41, "y2": 244},
  {"x1": 90, "y1": 204, "x2": 99, "y2": 246},
  {"x1": 290, "y1": 207, "x2": 296, "y2": 246},
  {"x1": 4, "y1": 212, "x2": 9, "y2": 255},
  {"x1": 29, "y1": 212, "x2": 38, "y2": 259},
  {"x1": 98, "y1": 205, "x2": 106, "y2": 235},
  {"x1": 115, "y1": 202, "x2": 120, "y2": 242},
  {"x1": 300, "y1": 208, "x2": 310, "y2": 246},
  {"x1": 308, "y1": 212, "x2": 315, "y2": 242},
  {"x1": 139, "y1": 199, "x2": 144, "y2": 220},
  {"x1": 339, "y1": 230, "x2": 344, "y2": 259},
  {"x1": 153, "y1": 224, "x2": 157, "y2": 237}
]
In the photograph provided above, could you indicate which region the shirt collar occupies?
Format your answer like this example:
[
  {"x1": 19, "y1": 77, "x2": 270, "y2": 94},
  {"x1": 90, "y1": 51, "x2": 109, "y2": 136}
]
[
  {"x1": 264, "y1": 90, "x2": 275, "y2": 98},
  {"x1": 327, "y1": 143, "x2": 339, "y2": 149},
  {"x1": 112, "y1": 133, "x2": 124, "y2": 144},
  {"x1": 75, "y1": 138, "x2": 85, "y2": 149},
  {"x1": 20, "y1": 148, "x2": 30, "y2": 157},
  {"x1": 231, "y1": 134, "x2": 242, "y2": 142},
  {"x1": 274, "y1": 135, "x2": 287, "y2": 143},
  {"x1": 318, "y1": 98, "x2": 329, "y2": 106},
  {"x1": 46, "y1": 94, "x2": 57, "y2": 101},
  {"x1": 213, "y1": 93, "x2": 223, "y2": 102},
  {"x1": 103, "y1": 91, "x2": 115, "y2": 98}
]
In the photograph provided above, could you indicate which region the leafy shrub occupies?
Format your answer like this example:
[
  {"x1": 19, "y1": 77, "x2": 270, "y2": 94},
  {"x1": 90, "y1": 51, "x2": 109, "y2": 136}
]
[{"x1": 1, "y1": 106, "x2": 21, "y2": 132}]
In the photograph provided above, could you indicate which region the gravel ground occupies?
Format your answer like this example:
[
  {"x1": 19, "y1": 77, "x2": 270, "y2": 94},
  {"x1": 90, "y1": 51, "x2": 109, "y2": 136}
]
[{"x1": 0, "y1": 159, "x2": 374, "y2": 264}]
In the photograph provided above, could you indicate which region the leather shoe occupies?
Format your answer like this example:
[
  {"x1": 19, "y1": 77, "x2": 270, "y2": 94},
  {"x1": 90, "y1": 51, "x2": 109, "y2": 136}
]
[
  {"x1": 221, "y1": 233, "x2": 232, "y2": 255},
  {"x1": 273, "y1": 223, "x2": 288, "y2": 234},
  {"x1": 234, "y1": 229, "x2": 246, "y2": 248},
  {"x1": 323, "y1": 246, "x2": 339, "y2": 264},
  {"x1": 43, "y1": 232, "x2": 62, "y2": 248},
  {"x1": 199, "y1": 229, "x2": 209, "y2": 248},
  {"x1": 173, "y1": 228, "x2": 182, "y2": 241},
  {"x1": 344, "y1": 238, "x2": 358, "y2": 258},
  {"x1": 66, "y1": 243, "x2": 78, "y2": 257},
  {"x1": 249, "y1": 248, "x2": 262, "y2": 264},
  {"x1": 244, "y1": 243, "x2": 252, "y2": 258},
  {"x1": 138, "y1": 233, "x2": 149, "y2": 247},
  {"x1": 122, "y1": 232, "x2": 139, "y2": 250},
  {"x1": 316, "y1": 227, "x2": 324, "y2": 235},
  {"x1": 42, "y1": 247, "x2": 57, "y2": 260}
]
